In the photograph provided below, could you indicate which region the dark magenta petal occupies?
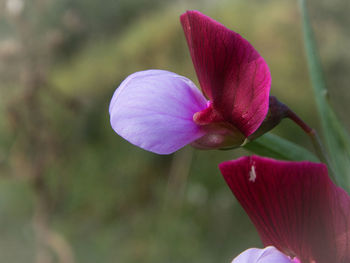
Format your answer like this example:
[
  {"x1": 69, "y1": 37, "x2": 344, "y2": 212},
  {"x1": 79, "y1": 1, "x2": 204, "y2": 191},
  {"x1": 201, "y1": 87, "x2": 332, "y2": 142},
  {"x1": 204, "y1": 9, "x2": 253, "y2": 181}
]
[
  {"x1": 219, "y1": 156, "x2": 350, "y2": 263},
  {"x1": 180, "y1": 11, "x2": 271, "y2": 137}
]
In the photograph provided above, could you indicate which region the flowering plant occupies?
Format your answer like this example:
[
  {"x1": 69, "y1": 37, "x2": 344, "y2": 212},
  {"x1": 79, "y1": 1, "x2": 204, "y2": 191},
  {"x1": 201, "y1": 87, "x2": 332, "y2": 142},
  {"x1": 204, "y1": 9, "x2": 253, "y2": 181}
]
[
  {"x1": 109, "y1": 10, "x2": 272, "y2": 154},
  {"x1": 109, "y1": 2, "x2": 350, "y2": 262}
]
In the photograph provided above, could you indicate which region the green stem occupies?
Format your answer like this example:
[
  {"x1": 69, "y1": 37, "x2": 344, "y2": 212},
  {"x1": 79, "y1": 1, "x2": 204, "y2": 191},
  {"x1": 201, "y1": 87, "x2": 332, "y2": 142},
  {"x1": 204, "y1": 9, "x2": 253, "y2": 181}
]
[
  {"x1": 286, "y1": 109, "x2": 337, "y2": 182},
  {"x1": 298, "y1": 0, "x2": 327, "y2": 97},
  {"x1": 298, "y1": 0, "x2": 350, "y2": 192}
]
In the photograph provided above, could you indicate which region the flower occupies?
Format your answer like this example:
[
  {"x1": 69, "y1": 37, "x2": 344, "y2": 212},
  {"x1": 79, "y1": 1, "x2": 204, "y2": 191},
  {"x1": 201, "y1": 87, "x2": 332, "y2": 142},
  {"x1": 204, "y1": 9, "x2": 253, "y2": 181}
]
[
  {"x1": 109, "y1": 11, "x2": 271, "y2": 154},
  {"x1": 219, "y1": 155, "x2": 350, "y2": 263},
  {"x1": 232, "y1": 246, "x2": 296, "y2": 263}
]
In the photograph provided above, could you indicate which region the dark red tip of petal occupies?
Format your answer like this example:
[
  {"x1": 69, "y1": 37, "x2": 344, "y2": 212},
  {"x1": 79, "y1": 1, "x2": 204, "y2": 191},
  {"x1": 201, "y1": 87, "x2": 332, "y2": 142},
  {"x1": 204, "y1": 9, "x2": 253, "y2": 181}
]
[
  {"x1": 219, "y1": 156, "x2": 350, "y2": 263},
  {"x1": 180, "y1": 11, "x2": 271, "y2": 137}
]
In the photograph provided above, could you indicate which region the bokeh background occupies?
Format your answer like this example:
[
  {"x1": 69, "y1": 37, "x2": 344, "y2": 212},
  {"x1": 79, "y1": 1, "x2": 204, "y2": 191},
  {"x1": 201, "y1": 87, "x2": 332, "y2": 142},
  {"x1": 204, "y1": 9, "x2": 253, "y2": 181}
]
[{"x1": 0, "y1": 0, "x2": 349, "y2": 262}]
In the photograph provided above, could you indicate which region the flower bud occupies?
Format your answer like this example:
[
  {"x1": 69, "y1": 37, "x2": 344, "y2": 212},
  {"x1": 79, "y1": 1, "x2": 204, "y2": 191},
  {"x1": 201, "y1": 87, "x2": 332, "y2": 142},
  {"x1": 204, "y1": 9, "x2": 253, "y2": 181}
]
[{"x1": 248, "y1": 96, "x2": 289, "y2": 141}]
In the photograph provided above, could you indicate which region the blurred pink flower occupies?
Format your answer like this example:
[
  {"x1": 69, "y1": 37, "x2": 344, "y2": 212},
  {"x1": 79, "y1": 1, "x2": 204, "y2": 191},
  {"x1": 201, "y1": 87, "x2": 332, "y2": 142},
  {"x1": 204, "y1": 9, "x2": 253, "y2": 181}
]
[
  {"x1": 220, "y1": 156, "x2": 350, "y2": 263},
  {"x1": 109, "y1": 11, "x2": 271, "y2": 154}
]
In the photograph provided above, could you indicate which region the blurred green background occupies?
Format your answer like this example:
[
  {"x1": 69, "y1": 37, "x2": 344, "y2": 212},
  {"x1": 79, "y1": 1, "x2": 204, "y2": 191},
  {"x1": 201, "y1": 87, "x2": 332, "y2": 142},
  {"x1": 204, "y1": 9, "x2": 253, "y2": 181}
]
[{"x1": 0, "y1": 0, "x2": 349, "y2": 262}]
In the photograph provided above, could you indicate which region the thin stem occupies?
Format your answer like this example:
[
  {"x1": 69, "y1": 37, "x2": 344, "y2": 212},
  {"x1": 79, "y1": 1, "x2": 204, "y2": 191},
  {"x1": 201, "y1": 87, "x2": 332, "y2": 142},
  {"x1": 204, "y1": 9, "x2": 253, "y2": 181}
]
[
  {"x1": 163, "y1": 147, "x2": 194, "y2": 211},
  {"x1": 286, "y1": 109, "x2": 337, "y2": 182}
]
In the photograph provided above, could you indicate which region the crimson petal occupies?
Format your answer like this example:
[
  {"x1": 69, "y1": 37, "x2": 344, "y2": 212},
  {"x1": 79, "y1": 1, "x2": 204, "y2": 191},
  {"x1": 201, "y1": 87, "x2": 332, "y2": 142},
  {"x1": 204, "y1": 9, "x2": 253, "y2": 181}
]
[
  {"x1": 180, "y1": 11, "x2": 271, "y2": 137},
  {"x1": 219, "y1": 156, "x2": 350, "y2": 263}
]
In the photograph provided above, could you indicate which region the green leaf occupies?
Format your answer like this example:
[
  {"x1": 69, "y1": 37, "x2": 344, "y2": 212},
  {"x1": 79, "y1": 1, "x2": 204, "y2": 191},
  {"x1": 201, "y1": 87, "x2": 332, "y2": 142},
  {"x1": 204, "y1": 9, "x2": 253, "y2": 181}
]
[
  {"x1": 244, "y1": 133, "x2": 319, "y2": 162},
  {"x1": 299, "y1": 0, "x2": 350, "y2": 190}
]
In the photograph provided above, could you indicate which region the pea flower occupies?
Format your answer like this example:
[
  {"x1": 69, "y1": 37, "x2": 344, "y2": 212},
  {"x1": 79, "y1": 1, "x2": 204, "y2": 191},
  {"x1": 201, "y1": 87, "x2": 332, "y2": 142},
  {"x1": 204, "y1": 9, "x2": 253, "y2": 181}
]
[
  {"x1": 109, "y1": 11, "x2": 271, "y2": 154},
  {"x1": 232, "y1": 246, "x2": 298, "y2": 263},
  {"x1": 219, "y1": 156, "x2": 350, "y2": 263}
]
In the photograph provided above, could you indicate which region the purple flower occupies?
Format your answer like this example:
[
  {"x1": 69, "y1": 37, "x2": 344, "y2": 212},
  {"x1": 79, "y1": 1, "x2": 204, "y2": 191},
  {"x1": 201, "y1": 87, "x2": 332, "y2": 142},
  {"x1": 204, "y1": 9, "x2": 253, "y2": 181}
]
[
  {"x1": 232, "y1": 246, "x2": 296, "y2": 263},
  {"x1": 220, "y1": 156, "x2": 350, "y2": 263},
  {"x1": 109, "y1": 11, "x2": 271, "y2": 154}
]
